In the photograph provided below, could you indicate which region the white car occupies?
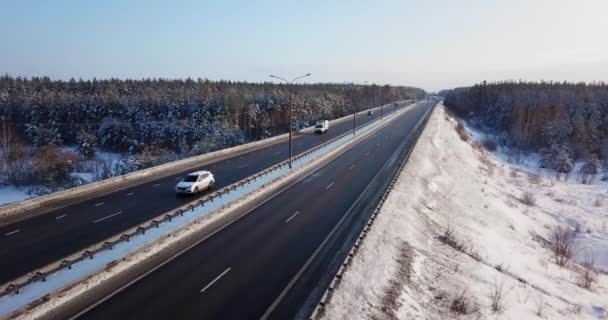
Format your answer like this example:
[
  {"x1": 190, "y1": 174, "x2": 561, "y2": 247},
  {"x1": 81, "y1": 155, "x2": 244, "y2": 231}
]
[{"x1": 175, "y1": 171, "x2": 215, "y2": 195}]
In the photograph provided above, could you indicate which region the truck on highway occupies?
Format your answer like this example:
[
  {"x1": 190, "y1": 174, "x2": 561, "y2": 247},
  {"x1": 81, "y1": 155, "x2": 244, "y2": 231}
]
[{"x1": 314, "y1": 120, "x2": 329, "y2": 134}]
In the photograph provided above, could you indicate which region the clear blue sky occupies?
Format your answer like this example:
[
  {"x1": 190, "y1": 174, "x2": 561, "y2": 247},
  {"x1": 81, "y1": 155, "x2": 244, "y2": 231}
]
[{"x1": 2, "y1": 0, "x2": 607, "y2": 92}]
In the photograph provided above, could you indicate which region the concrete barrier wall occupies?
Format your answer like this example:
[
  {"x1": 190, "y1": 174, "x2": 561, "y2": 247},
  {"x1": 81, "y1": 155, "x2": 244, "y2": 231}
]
[{"x1": 0, "y1": 100, "x2": 411, "y2": 225}]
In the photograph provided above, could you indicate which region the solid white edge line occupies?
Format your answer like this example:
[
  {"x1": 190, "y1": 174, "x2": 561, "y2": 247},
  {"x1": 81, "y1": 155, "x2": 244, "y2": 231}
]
[
  {"x1": 200, "y1": 268, "x2": 231, "y2": 293},
  {"x1": 285, "y1": 211, "x2": 300, "y2": 223},
  {"x1": 4, "y1": 229, "x2": 20, "y2": 236},
  {"x1": 93, "y1": 211, "x2": 122, "y2": 224}
]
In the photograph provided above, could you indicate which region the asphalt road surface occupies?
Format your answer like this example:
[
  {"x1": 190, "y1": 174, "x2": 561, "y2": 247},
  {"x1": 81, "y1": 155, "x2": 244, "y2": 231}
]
[
  {"x1": 0, "y1": 102, "x2": 409, "y2": 285},
  {"x1": 73, "y1": 101, "x2": 434, "y2": 320}
]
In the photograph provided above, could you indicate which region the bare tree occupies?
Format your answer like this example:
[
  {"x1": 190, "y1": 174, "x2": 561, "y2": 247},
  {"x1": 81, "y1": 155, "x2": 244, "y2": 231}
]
[
  {"x1": 490, "y1": 279, "x2": 506, "y2": 313},
  {"x1": 534, "y1": 294, "x2": 545, "y2": 317},
  {"x1": 521, "y1": 191, "x2": 536, "y2": 206},
  {"x1": 549, "y1": 226, "x2": 577, "y2": 266},
  {"x1": 578, "y1": 249, "x2": 598, "y2": 289},
  {"x1": 1, "y1": 117, "x2": 12, "y2": 157}
]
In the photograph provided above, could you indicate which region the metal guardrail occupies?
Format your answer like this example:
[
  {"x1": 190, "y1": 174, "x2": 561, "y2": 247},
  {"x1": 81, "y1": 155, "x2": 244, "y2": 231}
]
[
  {"x1": 308, "y1": 102, "x2": 437, "y2": 320},
  {"x1": 0, "y1": 103, "x2": 408, "y2": 300}
]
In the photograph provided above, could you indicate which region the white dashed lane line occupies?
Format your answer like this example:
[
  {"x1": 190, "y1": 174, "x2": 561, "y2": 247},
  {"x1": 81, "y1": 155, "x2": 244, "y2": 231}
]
[
  {"x1": 127, "y1": 192, "x2": 135, "y2": 196},
  {"x1": 200, "y1": 268, "x2": 231, "y2": 293},
  {"x1": 273, "y1": 151, "x2": 281, "y2": 156},
  {"x1": 349, "y1": 164, "x2": 356, "y2": 170},
  {"x1": 285, "y1": 211, "x2": 300, "y2": 223},
  {"x1": 325, "y1": 182, "x2": 334, "y2": 190},
  {"x1": 93, "y1": 211, "x2": 122, "y2": 224},
  {"x1": 55, "y1": 215, "x2": 67, "y2": 220},
  {"x1": 152, "y1": 184, "x2": 161, "y2": 188},
  {"x1": 93, "y1": 202, "x2": 104, "y2": 207},
  {"x1": 4, "y1": 230, "x2": 20, "y2": 236},
  {"x1": 238, "y1": 164, "x2": 248, "y2": 169}
]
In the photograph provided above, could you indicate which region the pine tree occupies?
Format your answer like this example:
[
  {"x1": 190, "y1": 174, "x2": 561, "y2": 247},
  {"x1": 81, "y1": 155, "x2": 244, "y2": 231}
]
[{"x1": 76, "y1": 130, "x2": 97, "y2": 159}]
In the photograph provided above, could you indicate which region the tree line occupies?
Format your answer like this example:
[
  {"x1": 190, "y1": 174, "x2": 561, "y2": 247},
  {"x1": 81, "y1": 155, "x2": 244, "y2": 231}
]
[
  {"x1": 0, "y1": 75, "x2": 425, "y2": 193},
  {"x1": 442, "y1": 81, "x2": 608, "y2": 182}
]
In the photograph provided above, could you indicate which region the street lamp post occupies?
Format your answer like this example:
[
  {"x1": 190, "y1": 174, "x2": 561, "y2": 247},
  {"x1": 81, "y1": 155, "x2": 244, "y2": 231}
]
[
  {"x1": 345, "y1": 81, "x2": 368, "y2": 136},
  {"x1": 269, "y1": 73, "x2": 311, "y2": 169}
]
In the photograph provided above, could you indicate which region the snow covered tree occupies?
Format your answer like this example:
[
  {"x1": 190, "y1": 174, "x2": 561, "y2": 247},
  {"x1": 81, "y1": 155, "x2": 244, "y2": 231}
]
[
  {"x1": 97, "y1": 117, "x2": 133, "y2": 152},
  {"x1": 579, "y1": 155, "x2": 599, "y2": 184},
  {"x1": 554, "y1": 146, "x2": 573, "y2": 181},
  {"x1": 76, "y1": 130, "x2": 97, "y2": 159}
]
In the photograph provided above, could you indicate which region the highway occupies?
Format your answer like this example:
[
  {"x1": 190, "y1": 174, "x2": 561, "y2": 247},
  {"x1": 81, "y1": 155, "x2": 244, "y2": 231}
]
[
  {"x1": 72, "y1": 101, "x2": 434, "y2": 320},
  {"x1": 0, "y1": 102, "x2": 408, "y2": 285}
]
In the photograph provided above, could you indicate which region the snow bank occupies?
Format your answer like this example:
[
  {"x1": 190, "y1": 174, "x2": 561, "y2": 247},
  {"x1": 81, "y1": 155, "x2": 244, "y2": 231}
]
[
  {"x1": 0, "y1": 187, "x2": 30, "y2": 206},
  {"x1": 321, "y1": 104, "x2": 608, "y2": 320}
]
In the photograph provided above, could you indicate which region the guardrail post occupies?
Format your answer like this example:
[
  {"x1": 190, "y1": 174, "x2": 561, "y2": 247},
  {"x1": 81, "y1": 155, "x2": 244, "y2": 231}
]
[
  {"x1": 6, "y1": 284, "x2": 18, "y2": 295},
  {"x1": 151, "y1": 220, "x2": 159, "y2": 228},
  {"x1": 121, "y1": 234, "x2": 130, "y2": 242},
  {"x1": 103, "y1": 241, "x2": 113, "y2": 250},
  {"x1": 35, "y1": 272, "x2": 46, "y2": 282},
  {"x1": 61, "y1": 259, "x2": 73, "y2": 270},
  {"x1": 137, "y1": 226, "x2": 146, "y2": 235},
  {"x1": 165, "y1": 214, "x2": 173, "y2": 222},
  {"x1": 83, "y1": 250, "x2": 94, "y2": 259}
]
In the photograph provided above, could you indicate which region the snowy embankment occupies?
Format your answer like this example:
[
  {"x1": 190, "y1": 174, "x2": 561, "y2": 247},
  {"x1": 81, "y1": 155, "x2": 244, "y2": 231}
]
[{"x1": 321, "y1": 104, "x2": 608, "y2": 320}]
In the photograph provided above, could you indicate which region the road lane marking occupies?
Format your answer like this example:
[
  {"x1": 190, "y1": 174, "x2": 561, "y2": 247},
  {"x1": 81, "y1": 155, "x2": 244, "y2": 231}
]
[
  {"x1": 285, "y1": 211, "x2": 300, "y2": 223},
  {"x1": 238, "y1": 163, "x2": 248, "y2": 169},
  {"x1": 325, "y1": 182, "x2": 334, "y2": 190},
  {"x1": 200, "y1": 268, "x2": 231, "y2": 293},
  {"x1": 4, "y1": 229, "x2": 20, "y2": 236},
  {"x1": 175, "y1": 177, "x2": 182, "y2": 180},
  {"x1": 152, "y1": 184, "x2": 161, "y2": 188},
  {"x1": 273, "y1": 151, "x2": 281, "y2": 156},
  {"x1": 126, "y1": 192, "x2": 135, "y2": 196},
  {"x1": 349, "y1": 164, "x2": 356, "y2": 170},
  {"x1": 93, "y1": 202, "x2": 104, "y2": 207},
  {"x1": 55, "y1": 214, "x2": 67, "y2": 220},
  {"x1": 93, "y1": 211, "x2": 122, "y2": 223}
]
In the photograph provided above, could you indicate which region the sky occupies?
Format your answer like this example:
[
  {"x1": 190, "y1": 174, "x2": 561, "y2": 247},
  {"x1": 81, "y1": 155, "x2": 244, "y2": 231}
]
[{"x1": 1, "y1": 0, "x2": 607, "y2": 92}]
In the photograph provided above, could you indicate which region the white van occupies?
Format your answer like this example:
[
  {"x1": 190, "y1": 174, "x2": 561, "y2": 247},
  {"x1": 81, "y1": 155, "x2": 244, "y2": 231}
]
[{"x1": 314, "y1": 120, "x2": 329, "y2": 134}]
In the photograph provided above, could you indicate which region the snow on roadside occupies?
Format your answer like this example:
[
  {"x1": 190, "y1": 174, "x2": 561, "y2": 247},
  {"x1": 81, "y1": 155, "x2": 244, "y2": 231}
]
[
  {"x1": 321, "y1": 104, "x2": 608, "y2": 320},
  {"x1": 0, "y1": 186, "x2": 30, "y2": 206}
]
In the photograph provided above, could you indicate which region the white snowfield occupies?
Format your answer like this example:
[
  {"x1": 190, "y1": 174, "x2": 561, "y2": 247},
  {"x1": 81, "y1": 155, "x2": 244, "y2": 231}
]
[{"x1": 321, "y1": 104, "x2": 608, "y2": 320}]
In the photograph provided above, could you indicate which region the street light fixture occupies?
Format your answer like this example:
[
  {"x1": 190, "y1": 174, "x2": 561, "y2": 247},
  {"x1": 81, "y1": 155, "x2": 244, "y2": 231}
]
[{"x1": 269, "y1": 73, "x2": 311, "y2": 169}]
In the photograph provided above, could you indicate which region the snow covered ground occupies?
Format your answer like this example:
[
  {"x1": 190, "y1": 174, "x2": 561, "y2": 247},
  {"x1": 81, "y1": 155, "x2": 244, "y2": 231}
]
[
  {"x1": 321, "y1": 104, "x2": 608, "y2": 320},
  {"x1": 0, "y1": 186, "x2": 30, "y2": 206},
  {"x1": 0, "y1": 148, "x2": 123, "y2": 206}
]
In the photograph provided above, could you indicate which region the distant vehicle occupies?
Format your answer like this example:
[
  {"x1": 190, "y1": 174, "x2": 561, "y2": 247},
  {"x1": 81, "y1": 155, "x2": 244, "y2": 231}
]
[
  {"x1": 314, "y1": 120, "x2": 329, "y2": 134},
  {"x1": 367, "y1": 110, "x2": 374, "y2": 115},
  {"x1": 175, "y1": 171, "x2": 215, "y2": 195}
]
